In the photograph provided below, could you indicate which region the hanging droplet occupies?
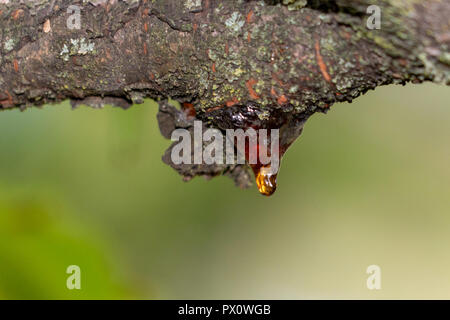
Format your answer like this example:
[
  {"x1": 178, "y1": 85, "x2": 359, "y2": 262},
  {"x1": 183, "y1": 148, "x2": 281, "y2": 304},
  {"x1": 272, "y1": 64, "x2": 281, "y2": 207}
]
[{"x1": 253, "y1": 165, "x2": 278, "y2": 196}]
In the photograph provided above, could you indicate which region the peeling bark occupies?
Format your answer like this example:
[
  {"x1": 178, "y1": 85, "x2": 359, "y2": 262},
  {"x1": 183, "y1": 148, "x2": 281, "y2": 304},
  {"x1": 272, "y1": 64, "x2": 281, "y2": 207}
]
[{"x1": 0, "y1": 0, "x2": 449, "y2": 191}]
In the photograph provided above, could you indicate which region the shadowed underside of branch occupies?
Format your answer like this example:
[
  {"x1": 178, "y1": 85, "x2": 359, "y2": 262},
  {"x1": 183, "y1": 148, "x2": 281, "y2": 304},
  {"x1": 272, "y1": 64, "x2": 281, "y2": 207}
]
[{"x1": 0, "y1": 0, "x2": 449, "y2": 190}]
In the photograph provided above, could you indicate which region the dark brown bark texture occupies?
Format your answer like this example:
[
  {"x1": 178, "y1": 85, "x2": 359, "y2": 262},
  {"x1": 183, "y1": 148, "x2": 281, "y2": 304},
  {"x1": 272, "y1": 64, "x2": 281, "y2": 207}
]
[{"x1": 0, "y1": 0, "x2": 449, "y2": 188}]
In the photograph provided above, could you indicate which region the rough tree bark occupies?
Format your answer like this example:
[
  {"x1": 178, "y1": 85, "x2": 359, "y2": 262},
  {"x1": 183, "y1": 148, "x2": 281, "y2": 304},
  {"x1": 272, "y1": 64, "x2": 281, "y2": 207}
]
[{"x1": 0, "y1": 0, "x2": 448, "y2": 193}]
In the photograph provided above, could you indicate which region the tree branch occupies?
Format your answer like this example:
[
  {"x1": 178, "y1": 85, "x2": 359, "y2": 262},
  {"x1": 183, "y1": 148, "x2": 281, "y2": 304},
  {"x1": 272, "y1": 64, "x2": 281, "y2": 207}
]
[{"x1": 0, "y1": 0, "x2": 448, "y2": 192}]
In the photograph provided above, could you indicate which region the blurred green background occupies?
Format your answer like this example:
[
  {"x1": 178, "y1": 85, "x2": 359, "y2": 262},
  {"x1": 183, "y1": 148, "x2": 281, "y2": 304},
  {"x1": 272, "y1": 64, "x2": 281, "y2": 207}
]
[{"x1": 0, "y1": 83, "x2": 449, "y2": 299}]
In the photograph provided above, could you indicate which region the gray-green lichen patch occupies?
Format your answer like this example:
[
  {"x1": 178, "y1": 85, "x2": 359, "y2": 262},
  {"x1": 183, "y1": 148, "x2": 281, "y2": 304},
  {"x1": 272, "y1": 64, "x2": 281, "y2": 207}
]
[
  {"x1": 439, "y1": 52, "x2": 450, "y2": 66},
  {"x1": 83, "y1": 0, "x2": 110, "y2": 6},
  {"x1": 60, "y1": 38, "x2": 96, "y2": 62},
  {"x1": 60, "y1": 44, "x2": 69, "y2": 61},
  {"x1": 418, "y1": 52, "x2": 449, "y2": 84},
  {"x1": 264, "y1": 0, "x2": 307, "y2": 10},
  {"x1": 3, "y1": 38, "x2": 15, "y2": 52},
  {"x1": 184, "y1": 0, "x2": 202, "y2": 12},
  {"x1": 225, "y1": 12, "x2": 245, "y2": 33},
  {"x1": 281, "y1": 0, "x2": 307, "y2": 11}
]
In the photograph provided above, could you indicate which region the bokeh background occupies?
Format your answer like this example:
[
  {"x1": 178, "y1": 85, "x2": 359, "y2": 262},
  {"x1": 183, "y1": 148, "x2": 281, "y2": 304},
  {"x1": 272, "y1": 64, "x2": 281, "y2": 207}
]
[{"x1": 0, "y1": 83, "x2": 449, "y2": 299}]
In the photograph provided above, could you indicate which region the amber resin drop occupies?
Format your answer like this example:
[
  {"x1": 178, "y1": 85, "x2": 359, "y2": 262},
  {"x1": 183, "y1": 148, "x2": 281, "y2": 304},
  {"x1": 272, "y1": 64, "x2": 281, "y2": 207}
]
[
  {"x1": 253, "y1": 165, "x2": 278, "y2": 196},
  {"x1": 204, "y1": 104, "x2": 310, "y2": 197}
]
